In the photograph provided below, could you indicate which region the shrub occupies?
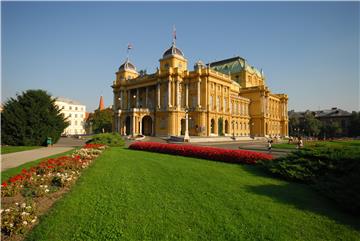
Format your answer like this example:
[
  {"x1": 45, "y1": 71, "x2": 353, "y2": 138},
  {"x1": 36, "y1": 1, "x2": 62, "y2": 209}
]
[
  {"x1": 262, "y1": 147, "x2": 360, "y2": 214},
  {"x1": 129, "y1": 142, "x2": 272, "y2": 164},
  {"x1": 86, "y1": 133, "x2": 124, "y2": 147},
  {"x1": 1, "y1": 90, "x2": 68, "y2": 146}
]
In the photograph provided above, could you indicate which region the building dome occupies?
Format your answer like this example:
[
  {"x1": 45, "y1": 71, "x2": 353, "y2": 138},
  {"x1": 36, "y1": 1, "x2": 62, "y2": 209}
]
[
  {"x1": 162, "y1": 44, "x2": 184, "y2": 58},
  {"x1": 119, "y1": 59, "x2": 137, "y2": 72},
  {"x1": 194, "y1": 60, "x2": 205, "y2": 70}
]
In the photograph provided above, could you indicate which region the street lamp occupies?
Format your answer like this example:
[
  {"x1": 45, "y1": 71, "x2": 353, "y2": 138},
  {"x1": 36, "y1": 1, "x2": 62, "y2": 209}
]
[{"x1": 184, "y1": 108, "x2": 190, "y2": 142}]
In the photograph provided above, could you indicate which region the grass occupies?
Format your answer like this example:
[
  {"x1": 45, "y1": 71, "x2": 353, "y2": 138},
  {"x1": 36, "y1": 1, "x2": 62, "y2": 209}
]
[
  {"x1": 1, "y1": 149, "x2": 75, "y2": 182},
  {"x1": 25, "y1": 147, "x2": 359, "y2": 241},
  {"x1": 1, "y1": 146, "x2": 42, "y2": 154},
  {"x1": 273, "y1": 139, "x2": 360, "y2": 150}
]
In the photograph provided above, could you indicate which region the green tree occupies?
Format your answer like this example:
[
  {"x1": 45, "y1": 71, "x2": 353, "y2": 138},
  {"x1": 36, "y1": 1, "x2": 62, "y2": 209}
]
[
  {"x1": 1, "y1": 90, "x2": 69, "y2": 146},
  {"x1": 87, "y1": 108, "x2": 113, "y2": 134},
  {"x1": 300, "y1": 112, "x2": 322, "y2": 137},
  {"x1": 349, "y1": 111, "x2": 360, "y2": 137},
  {"x1": 321, "y1": 121, "x2": 342, "y2": 138},
  {"x1": 289, "y1": 112, "x2": 300, "y2": 136}
]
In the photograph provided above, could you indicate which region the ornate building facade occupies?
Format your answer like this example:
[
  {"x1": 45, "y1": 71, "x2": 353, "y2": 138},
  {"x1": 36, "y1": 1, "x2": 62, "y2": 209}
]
[{"x1": 111, "y1": 41, "x2": 288, "y2": 138}]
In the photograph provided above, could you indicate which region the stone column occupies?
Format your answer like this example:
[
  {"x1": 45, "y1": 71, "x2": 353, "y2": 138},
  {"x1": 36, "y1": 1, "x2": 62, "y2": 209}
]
[
  {"x1": 132, "y1": 115, "x2": 136, "y2": 136},
  {"x1": 119, "y1": 90, "x2": 123, "y2": 109},
  {"x1": 176, "y1": 80, "x2": 180, "y2": 108},
  {"x1": 157, "y1": 83, "x2": 161, "y2": 109},
  {"x1": 197, "y1": 79, "x2": 201, "y2": 108},
  {"x1": 139, "y1": 118, "x2": 142, "y2": 135},
  {"x1": 168, "y1": 80, "x2": 172, "y2": 107}
]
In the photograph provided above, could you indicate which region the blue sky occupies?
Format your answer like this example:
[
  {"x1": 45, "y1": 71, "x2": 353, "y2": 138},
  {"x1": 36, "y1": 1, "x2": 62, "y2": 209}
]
[{"x1": 2, "y1": 1, "x2": 359, "y2": 112}]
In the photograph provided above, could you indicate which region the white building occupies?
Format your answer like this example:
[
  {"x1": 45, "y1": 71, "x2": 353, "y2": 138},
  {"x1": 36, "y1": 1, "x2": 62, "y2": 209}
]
[{"x1": 54, "y1": 97, "x2": 86, "y2": 135}]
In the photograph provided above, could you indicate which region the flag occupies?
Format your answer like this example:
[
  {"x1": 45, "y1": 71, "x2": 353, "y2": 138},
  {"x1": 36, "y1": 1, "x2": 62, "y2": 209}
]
[
  {"x1": 127, "y1": 43, "x2": 133, "y2": 50},
  {"x1": 173, "y1": 25, "x2": 176, "y2": 41}
]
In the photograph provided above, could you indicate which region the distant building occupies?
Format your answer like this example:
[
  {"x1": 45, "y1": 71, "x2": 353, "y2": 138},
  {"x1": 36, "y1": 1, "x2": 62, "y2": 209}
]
[
  {"x1": 289, "y1": 107, "x2": 352, "y2": 137},
  {"x1": 54, "y1": 97, "x2": 86, "y2": 135}
]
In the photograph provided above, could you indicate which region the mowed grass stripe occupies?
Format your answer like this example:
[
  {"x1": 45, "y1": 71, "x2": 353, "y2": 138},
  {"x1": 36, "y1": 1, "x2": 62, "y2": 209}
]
[{"x1": 26, "y1": 147, "x2": 360, "y2": 241}]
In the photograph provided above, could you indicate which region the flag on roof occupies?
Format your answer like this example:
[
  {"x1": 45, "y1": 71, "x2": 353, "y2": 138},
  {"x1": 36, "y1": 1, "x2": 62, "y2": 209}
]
[
  {"x1": 173, "y1": 25, "x2": 176, "y2": 41},
  {"x1": 127, "y1": 43, "x2": 133, "y2": 50}
]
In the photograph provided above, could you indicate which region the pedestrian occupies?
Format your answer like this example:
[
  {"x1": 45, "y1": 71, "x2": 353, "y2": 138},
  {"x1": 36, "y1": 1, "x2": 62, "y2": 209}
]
[
  {"x1": 267, "y1": 139, "x2": 272, "y2": 153},
  {"x1": 297, "y1": 137, "x2": 303, "y2": 149}
]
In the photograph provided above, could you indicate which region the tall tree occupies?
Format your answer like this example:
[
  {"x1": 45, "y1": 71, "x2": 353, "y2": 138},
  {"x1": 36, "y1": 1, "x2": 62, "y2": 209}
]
[
  {"x1": 86, "y1": 108, "x2": 113, "y2": 134},
  {"x1": 298, "y1": 111, "x2": 322, "y2": 137},
  {"x1": 1, "y1": 90, "x2": 69, "y2": 146}
]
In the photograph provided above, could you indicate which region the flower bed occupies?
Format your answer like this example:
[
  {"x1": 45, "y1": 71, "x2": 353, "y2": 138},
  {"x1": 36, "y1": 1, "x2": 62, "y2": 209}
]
[
  {"x1": 1, "y1": 144, "x2": 106, "y2": 239},
  {"x1": 128, "y1": 142, "x2": 272, "y2": 164}
]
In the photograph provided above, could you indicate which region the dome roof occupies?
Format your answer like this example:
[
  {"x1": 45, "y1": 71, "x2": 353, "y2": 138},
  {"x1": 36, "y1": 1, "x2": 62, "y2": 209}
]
[
  {"x1": 119, "y1": 59, "x2": 137, "y2": 72},
  {"x1": 162, "y1": 44, "x2": 184, "y2": 58}
]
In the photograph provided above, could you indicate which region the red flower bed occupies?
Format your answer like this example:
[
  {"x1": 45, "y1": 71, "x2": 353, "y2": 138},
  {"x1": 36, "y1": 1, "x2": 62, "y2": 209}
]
[
  {"x1": 83, "y1": 143, "x2": 105, "y2": 149},
  {"x1": 128, "y1": 142, "x2": 272, "y2": 164}
]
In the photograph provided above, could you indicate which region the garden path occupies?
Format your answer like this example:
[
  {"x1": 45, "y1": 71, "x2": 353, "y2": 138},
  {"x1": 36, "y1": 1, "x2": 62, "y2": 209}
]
[{"x1": 1, "y1": 147, "x2": 74, "y2": 171}]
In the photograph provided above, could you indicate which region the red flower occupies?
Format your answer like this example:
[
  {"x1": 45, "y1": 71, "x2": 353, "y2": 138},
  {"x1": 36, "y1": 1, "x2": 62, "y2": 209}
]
[
  {"x1": 129, "y1": 142, "x2": 272, "y2": 165},
  {"x1": 2, "y1": 181, "x2": 8, "y2": 187}
]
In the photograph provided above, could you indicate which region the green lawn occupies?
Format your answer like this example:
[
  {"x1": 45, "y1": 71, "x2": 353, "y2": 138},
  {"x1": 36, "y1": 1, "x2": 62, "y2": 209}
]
[
  {"x1": 26, "y1": 148, "x2": 359, "y2": 241},
  {"x1": 1, "y1": 146, "x2": 42, "y2": 154},
  {"x1": 273, "y1": 140, "x2": 360, "y2": 150},
  {"x1": 1, "y1": 149, "x2": 75, "y2": 182}
]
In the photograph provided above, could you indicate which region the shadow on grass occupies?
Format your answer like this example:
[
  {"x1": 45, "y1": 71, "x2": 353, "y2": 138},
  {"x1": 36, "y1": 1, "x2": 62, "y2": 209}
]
[{"x1": 244, "y1": 182, "x2": 360, "y2": 232}]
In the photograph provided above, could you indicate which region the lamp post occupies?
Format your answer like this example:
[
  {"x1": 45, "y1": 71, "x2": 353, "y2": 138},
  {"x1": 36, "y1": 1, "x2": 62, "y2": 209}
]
[
  {"x1": 117, "y1": 97, "x2": 122, "y2": 133},
  {"x1": 184, "y1": 108, "x2": 190, "y2": 142}
]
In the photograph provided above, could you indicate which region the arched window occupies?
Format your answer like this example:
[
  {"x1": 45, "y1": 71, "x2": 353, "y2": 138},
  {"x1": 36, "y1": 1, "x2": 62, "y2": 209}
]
[{"x1": 211, "y1": 119, "x2": 215, "y2": 134}]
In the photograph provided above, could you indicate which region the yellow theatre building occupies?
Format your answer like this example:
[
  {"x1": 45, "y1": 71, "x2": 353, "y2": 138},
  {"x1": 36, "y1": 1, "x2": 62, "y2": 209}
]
[{"x1": 111, "y1": 40, "x2": 289, "y2": 138}]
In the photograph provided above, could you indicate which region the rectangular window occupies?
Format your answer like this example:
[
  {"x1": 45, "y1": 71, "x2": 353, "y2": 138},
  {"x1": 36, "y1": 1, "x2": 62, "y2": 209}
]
[
  {"x1": 191, "y1": 96, "x2": 196, "y2": 108},
  {"x1": 216, "y1": 96, "x2": 220, "y2": 112},
  {"x1": 75, "y1": 114, "x2": 77, "y2": 118},
  {"x1": 69, "y1": 106, "x2": 72, "y2": 110},
  {"x1": 75, "y1": 107, "x2": 78, "y2": 111},
  {"x1": 209, "y1": 96, "x2": 213, "y2": 110}
]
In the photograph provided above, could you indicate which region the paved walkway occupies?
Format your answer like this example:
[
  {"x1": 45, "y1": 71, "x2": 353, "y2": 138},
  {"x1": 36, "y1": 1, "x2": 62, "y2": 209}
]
[
  {"x1": 1, "y1": 137, "x2": 86, "y2": 172},
  {"x1": 1, "y1": 147, "x2": 74, "y2": 171}
]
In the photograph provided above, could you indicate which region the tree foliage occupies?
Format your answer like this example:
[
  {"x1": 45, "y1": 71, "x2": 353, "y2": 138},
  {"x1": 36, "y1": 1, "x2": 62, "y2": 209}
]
[
  {"x1": 86, "y1": 108, "x2": 113, "y2": 134},
  {"x1": 349, "y1": 111, "x2": 360, "y2": 137},
  {"x1": 1, "y1": 90, "x2": 69, "y2": 146}
]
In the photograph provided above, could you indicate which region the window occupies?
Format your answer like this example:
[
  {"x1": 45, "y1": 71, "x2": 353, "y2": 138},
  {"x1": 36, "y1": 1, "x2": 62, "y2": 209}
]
[
  {"x1": 191, "y1": 96, "x2": 196, "y2": 108},
  {"x1": 210, "y1": 96, "x2": 213, "y2": 110},
  {"x1": 216, "y1": 96, "x2": 220, "y2": 112},
  {"x1": 69, "y1": 114, "x2": 72, "y2": 117},
  {"x1": 75, "y1": 114, "x2": 77, "y2": 118},
  {"x1": 62, "y1": 106, "x2": 64, "y2": 109},
  {"x1": 164, "y1": 63, "x2": 169, "y2": 69},
  {"x1": 223, "y1": 98, "x2": 227, "y2": 112},
  {"x1": 69, "y1": 106, "x2": 72, "y2": 110},
  {"x1": 75, "y1": 107, "x2": 78, "y2": 111}
]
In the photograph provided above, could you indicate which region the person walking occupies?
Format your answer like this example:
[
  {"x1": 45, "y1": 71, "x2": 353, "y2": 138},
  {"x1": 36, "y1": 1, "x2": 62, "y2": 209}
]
[
  {"x1": 267, "y1": 139, "x2": 272, "y2": 153},
  {"x1": 297, "y1": 137, "x2": 303, "y2": 149}
]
